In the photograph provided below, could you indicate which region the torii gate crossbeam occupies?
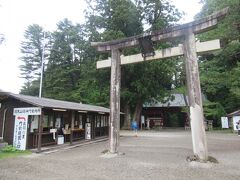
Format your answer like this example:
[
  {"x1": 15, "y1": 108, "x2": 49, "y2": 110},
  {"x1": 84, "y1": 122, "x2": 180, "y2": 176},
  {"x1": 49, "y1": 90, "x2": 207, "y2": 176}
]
[{"x1": 92, "y1": 8, "x2": 228, "y2": 161}]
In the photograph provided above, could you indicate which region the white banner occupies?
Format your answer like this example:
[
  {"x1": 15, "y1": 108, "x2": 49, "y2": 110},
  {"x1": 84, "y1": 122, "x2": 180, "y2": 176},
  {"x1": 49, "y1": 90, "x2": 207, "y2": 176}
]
[
  {"x1": 221, "y1": 117, "x2": 229, "y2": 128},
  {"x1": 85, "y1": 123, "x2": 91, "y2": 140},
  {"x1": 13, "y1": 115, "x2": 28, "y2": 150},
  {"x1": 233, "y1": 116, "x2": 240, "y2": 131},
  {"x1": 141, "y1": 115, "x2": 145, "y2": 124},
  {"x1": 13, "y1": 107, "x2": 41, "y2": 116}
]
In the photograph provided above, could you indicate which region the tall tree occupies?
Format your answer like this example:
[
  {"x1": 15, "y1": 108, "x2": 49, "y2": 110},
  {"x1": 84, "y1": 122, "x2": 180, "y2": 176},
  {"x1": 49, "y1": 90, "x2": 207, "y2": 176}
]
[
  {"x1": 85, "y1": 0, "x2": 182, "y2": 127},
  {"x1": 197, "y1": 0, "x2": 240, "y2": 113},
  {"x1": 19, "y1": 24, "x2": 51, "y2": 96},
  {"x1": 44, "y1": 19, "x2": 85, "y2": 101}
]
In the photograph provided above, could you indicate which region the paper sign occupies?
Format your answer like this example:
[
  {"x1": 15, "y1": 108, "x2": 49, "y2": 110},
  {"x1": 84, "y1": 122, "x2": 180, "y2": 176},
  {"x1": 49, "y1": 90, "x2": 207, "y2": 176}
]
[
  {"x1": 233, "y1": 116, "x2": 240, "y2": 131},
  {"x1": 221, "y1": 117, "x2": 229, "y2": 128},
  {"x1": 13, "y1": 115, "x2": 28, "y2": 150},
  {"x1": 85, "y1": 123, "x2": 91, "y2": 140}
]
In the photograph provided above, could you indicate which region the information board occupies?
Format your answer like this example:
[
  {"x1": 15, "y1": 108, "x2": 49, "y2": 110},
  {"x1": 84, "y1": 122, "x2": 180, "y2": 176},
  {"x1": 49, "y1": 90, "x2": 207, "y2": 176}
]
[{"x1": 13, "y1": 107, "x2": 41, "y2": 150}]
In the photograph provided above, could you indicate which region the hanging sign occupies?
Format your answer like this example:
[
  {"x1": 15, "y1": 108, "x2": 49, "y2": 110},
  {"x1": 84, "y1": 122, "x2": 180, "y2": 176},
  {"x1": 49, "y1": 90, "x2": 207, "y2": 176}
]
[
  {"x1": 13, "y1": 107, "x2": 41, "y2": 116},
  {"x1": 13, "y1": 107, "x2": 41, "y2": 150}
]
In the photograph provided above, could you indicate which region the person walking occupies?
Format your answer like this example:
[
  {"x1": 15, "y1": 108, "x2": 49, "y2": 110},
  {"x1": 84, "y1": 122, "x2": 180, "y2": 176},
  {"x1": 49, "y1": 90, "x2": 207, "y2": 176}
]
[{"x1": 131, "y1": 120, "x2": 138, "y2": 137}]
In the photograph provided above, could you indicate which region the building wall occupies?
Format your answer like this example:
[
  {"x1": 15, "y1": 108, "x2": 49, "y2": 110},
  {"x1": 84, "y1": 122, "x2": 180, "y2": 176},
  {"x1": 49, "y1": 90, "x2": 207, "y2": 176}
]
[
  {"x1": 0, "y1": 96, "x2": 110, "y2": 148},
  {"x1": 0, "y1": 97, "x2": 32, "y2": 144},
  {"x1": 142, "y1": 107, "x2": 187, "y2": 127}
]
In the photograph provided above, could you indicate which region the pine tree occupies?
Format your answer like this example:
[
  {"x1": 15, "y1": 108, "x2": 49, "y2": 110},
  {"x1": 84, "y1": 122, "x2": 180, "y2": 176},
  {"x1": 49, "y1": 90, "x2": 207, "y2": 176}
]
[
  {"x1": 44, "y1": 19, "x2": 85, "y2": 101},
  {"x1": 19, "y1": 24, "x2": 51, "y2": 96}
]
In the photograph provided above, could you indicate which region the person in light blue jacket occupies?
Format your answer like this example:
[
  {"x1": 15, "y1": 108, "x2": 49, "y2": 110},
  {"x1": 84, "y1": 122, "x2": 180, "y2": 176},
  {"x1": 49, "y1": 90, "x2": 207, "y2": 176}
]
[{"x1": 131, "y1": 120, "x2": 138, "y2": 136}]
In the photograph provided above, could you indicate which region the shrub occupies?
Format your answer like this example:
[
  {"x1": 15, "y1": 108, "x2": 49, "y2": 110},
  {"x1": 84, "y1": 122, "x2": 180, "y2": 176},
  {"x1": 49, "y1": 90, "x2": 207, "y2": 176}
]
[
  {"x1": 203, "y1": 102, "x2": 226, "y2": 127},
  {"x1": 1, "y1": 145, "x2": 19, "y2": 152}
]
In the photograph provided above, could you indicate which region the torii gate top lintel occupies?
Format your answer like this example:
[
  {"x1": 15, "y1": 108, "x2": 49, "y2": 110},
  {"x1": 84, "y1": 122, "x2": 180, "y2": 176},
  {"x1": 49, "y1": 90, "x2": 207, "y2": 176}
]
[{"x1": 91, "y1": 7, "x2": 228, "y2": 52}]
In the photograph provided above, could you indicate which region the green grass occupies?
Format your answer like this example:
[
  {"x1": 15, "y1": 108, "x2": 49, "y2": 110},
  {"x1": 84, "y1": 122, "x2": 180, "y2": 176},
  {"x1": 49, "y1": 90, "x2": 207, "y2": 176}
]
[
  {"x1": 0, "y1": 150, "x2": 31, "y2": 160},
  {"x1": 208, "y1": 128, "x2": 234, "y2": 134}
]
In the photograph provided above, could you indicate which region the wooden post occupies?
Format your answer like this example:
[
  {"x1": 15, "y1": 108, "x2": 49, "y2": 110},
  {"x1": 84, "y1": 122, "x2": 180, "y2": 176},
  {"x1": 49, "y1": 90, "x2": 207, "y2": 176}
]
[
  {"x1": 37, "y1": 112, "x2": 43, "y2": 153},
  {"x1": 184, "y1": 31, "x2": 208, "y2": 161},
  {"x1": 109, "y1": 48, "x2": 121, "y2": 154},
  {"x1": 70, "y1": 111, "x2": 75, "y2": 145}
]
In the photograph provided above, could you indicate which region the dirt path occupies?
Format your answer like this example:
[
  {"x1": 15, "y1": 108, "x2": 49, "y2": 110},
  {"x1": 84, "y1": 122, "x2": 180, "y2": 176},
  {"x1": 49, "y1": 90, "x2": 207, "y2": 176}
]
[{"x1": 0, "y1": 130, "x2": 239, "y2": 180}]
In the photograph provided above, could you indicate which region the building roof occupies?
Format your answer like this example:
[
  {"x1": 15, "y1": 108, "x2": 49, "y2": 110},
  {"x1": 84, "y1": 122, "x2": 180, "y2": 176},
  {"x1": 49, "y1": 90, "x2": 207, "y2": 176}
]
[
  {"x1": 0, "y1": 91, "x2": 110, "y2": 113},
  {"x1": 227, "y1": 109, "x2": 240, "y2": 117},
  {"x1": 143, "y1": 94, "x2": 188, "y2": 108}
]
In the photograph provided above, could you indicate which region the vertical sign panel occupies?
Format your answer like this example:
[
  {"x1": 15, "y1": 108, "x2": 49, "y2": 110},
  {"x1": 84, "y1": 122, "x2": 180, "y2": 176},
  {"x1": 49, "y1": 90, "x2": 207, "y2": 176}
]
[
  {"x1": 85, "y1": 123, "x2": 91, "y2": 140},
  {"x1": 13, "y1": 107, "x2": 41, "y2": 150},
  {"x1": 13, "y1": 115, "x2": 28, "y2": 150}
]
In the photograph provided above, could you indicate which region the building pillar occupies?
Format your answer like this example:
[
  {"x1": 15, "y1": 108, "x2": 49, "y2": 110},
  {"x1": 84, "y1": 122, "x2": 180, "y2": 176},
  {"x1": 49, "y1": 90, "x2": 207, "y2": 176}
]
[
  {"x1": 37, "y1": 112, "x2": 43, "y2": 153},
  {"x1": 109, "y1": 48, "x2": 121, "y2": 154},
  {"x1": 184, "y1": 31, "x2": 208, "y2": 161},
  {"x1": 70, "y1": 111, "x2": 75, "y2": 145}
]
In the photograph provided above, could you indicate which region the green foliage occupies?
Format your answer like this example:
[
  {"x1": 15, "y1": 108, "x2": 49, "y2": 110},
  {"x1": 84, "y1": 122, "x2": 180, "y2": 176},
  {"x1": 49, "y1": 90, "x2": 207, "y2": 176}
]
[
  {"x1": 198, "y1": 0, "x2": 240, "y2": 114},
  {"x1": 84, "y1": 0, "x2": 182, "y2": 120},
  {"x1": 203, "y1": 102, "x2": 226, "y2": 126},
  {"x1": 0, "y1": 146, "x2": 31, "y2": 160},
  {"x1": 44, "y1": 19, "x2": 83, "y2": 101},
  {"x1": 135, "y1": 0, "x2": 182, "y2": 31},
  {"x1": 1, "y1": 145, "x2": 19, "y2": 152},
  {"x1": 197, "y1": 0, "x2": 240, "y2": 43}
]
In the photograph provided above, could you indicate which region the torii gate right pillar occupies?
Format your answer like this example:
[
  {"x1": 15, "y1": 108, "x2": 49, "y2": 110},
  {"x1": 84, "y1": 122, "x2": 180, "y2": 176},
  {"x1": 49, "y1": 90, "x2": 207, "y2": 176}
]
[{"x1": 184, "y1": 30, "x2": 208, "y2": 161}]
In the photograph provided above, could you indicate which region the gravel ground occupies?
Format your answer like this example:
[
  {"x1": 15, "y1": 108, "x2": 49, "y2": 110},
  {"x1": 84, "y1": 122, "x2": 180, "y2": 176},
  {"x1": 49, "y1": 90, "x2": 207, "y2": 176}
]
[{"x1": 0, "y1": 130, "x2": 239, "y2": 180}]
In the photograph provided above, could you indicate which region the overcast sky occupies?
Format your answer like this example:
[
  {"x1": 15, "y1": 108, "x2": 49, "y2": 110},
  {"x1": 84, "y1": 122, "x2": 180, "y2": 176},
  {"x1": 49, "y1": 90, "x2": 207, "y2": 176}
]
[{"x1": 0, "y1": 0, "x2": 203, "y2": 93}]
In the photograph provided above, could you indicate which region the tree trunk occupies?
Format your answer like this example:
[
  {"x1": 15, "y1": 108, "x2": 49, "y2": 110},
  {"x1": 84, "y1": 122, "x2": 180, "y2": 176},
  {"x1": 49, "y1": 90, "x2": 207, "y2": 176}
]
[
  {"x1": 133, "y1": 98, "x2": 142, "y2": 125},
  {"x1": 122, "y1": 104, "x2": 131, "y2": 130}
]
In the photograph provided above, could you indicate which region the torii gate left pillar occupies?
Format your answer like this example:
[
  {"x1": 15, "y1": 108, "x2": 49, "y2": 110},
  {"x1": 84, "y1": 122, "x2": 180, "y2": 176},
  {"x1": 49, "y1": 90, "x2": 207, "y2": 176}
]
[
  {"x1": 109, "y1": 48, "x2": 121, "y2": 153},
  {"x1": 184, "y1": 31, "x2": 208, "y2": 160}
]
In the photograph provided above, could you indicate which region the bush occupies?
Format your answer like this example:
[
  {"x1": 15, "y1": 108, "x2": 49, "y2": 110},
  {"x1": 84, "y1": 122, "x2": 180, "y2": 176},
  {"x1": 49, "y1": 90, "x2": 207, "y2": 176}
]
[
  {"x1": 1, "y1": 145, "x2": 19, "y2": 152},
  {"x1": 203, "y1": 102, "x2": 226, "y2": 127}
]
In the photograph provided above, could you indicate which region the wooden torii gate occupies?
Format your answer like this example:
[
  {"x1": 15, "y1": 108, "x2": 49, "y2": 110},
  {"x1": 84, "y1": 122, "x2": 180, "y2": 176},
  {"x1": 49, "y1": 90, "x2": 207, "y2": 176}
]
[{"x1": 91, "y1": 8, "x2": 228, "y2": 161}]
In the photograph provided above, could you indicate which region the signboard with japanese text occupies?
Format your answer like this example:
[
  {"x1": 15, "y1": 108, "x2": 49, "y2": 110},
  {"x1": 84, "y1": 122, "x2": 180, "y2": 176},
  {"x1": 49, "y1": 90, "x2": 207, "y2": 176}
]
[
  {"x1": 13, "y1": 107, "x2": 41, "y2": 116},
  {"x1": 13, "y1": 114, "x2": 28, "y2": 150},
  {"x1": 13, "y1": 107, "x2": 41, "y2": 150}
]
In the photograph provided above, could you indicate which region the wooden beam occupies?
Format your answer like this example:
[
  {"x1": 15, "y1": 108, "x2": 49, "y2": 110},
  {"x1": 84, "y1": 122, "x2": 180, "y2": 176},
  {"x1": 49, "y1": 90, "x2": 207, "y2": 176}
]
[
  {"x1": 184, "y1": 31, "x2": 208, "y2": 161},
  {"x1": 109, "y1": 48, "x2": 121, "y2": 153},
  {"x1": 91, "y1": 8, "x2": 228, "y2": 52},
  {"x1": 97, "y1": 39, "x2": 220, "y2": 69}
]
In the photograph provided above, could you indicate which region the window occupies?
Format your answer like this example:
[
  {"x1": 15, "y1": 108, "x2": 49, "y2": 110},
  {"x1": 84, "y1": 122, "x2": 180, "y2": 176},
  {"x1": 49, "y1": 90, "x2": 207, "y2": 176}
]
[
  {"x1": 79, "y1": 115, "x2": 83, "y2": 129},
  {"x1": 30, "y1": 115, "x2": 39, "y2": 132}
]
